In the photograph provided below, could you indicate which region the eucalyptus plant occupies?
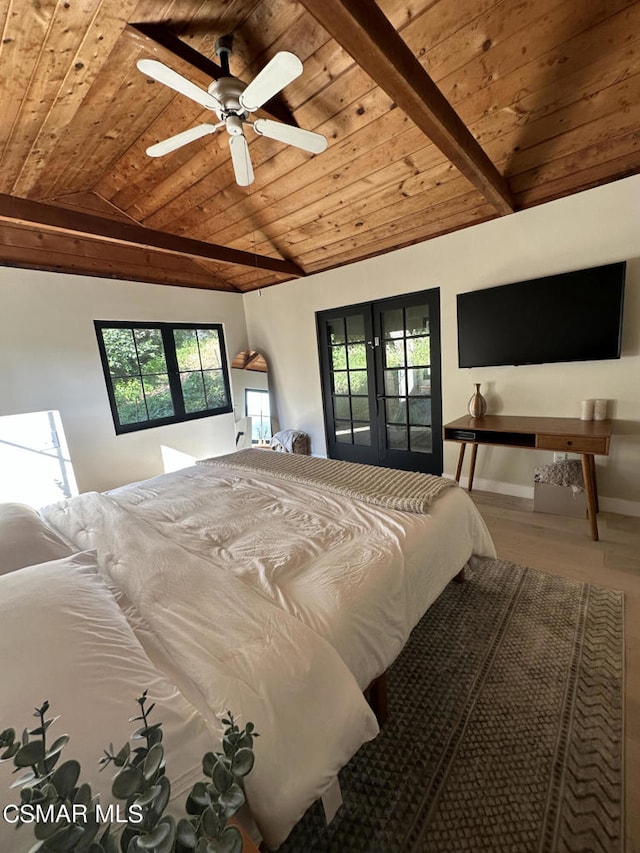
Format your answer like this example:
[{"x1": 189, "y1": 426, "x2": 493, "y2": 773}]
[{"x1": 0, "y1": 693, "x2": 258, "y2": 853}]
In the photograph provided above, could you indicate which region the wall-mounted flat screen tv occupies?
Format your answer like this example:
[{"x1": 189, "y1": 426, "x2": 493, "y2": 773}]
[{"x1": 457, "y1": 262, "x2": 626, "y2": 368}]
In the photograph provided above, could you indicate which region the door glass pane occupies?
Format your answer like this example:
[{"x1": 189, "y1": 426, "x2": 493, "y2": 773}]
[
  {"x1": 382, "y1": 309, "x2": 404, "y2": 339},
  {"x1": 385, "y1": 340, "x2": 405, "y2": 368},
  {"x1": 409, "y1": 397, "x2": 431, "y2": 425},
  {"x1": 134, "y1": 329, "x2": 167, "y2": 373},
  {"x1": 332, "y1": 371, "x2": 349, "y2": 394},
  {"x1": 328, "y1": 319, "x2": 345, "y2": 345},
  {"x1": 384, "y1": 369, "x2": 405, "y2": 396},
  {"x1": 406, "y1": 304, "x2": 429, "y2": 335},
  {"x1": 203, "y1": 370, "x2": 226, "y2": 408},
  {"x1": 347, "y1": 342, "x2": 367, "y2": 369},
  {"x1": 330, "y1": 345, "x2": 347, "y2": 370},
  {"x1": 351, "y1": 397, "x2": 369, "y2": 421},
  {"x1": 334, "y1": 421, "x2": 352, "y2": 443},
  {"x1": 353, "y1": 424, "x2": 371, "y2": 445},
  {"x1": 333, "y1": 396, "x2": 351, "y2": 419},
  {"x1": 103, "y1": 328, "x2": 138, "y2": 377},
  {"x1": 386, "y1": 398, "x2": 407, "y2": 425},
  {"x1": 174, "y1": 328, "x2": 199, "y2": 370},
  {"x1": 407, "y1": 336, "x2": 430, "y2": 367},
  {"x1": 408, "y1": 368, "x2": 431, "y2": 395},
  {"x1": 387, "y1": 424, "x2": 408, "y2": 450},
  {"x1": 349, "y1": 370, "x2": 368, "y2": 395},
  {"x1": 346, "y1": 314, "x2": 365, "y2": 342},
  {"x1": 410, "y1": 426, "x2": 432, "y2": 453},
  {"x1": 143, "y1": 374, "x2": 174, "y2": 418}
]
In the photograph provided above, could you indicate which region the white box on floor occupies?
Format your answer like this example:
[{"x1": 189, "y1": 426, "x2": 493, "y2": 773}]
[{"x1": 533, "y1": 483, "x2": 587, "y2": 518}]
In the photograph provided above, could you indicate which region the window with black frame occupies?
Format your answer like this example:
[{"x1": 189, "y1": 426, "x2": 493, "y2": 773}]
[{"x1": 95, "y1": 321, "x2": 232, "y2": 434}]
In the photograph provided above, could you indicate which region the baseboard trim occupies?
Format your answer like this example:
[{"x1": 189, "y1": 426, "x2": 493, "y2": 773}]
[{"x1": 443, "y1": 474, "x2": 640, "y2": 518}]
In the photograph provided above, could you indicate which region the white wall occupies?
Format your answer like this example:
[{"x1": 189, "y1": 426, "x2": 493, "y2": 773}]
[
  {"x1": 244, "y1": 175, "x2": 640, "y2": 515},
  {"x1": 0, "y1": 269, "x2": 247, "y2": 493}
]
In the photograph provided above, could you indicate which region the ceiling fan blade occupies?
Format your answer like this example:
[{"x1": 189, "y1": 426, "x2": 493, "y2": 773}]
[
  {"x1": 146, "y1": 124, "x2": 221, "y2": 157},
  {"x1": 252, "y1": 118, "x2": 327, "y2": 154},
  {"x1": 239, "y1": 51, "x2": 303, "y2": 113},
  {"x1": 137, "y1": 59, "x2": 220, "y2": 111},
  {"x1": 229, "y1": 134, "x2": 255, "y2": 186}
]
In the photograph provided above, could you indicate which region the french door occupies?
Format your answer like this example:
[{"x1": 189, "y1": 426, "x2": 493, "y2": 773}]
[{"x1": 317, "y1": 289, "x2": 443, "y2": 474}]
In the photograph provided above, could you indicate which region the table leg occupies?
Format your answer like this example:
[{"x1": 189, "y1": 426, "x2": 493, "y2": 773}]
[
  {"x1": 455, "y1": 443, "x2": 467, "y2": 482},
  {"x1": 581, "y1": 454, "x2": 599, "y2": 541},
  {"x1": 589, "y1": 454, "x2": 599, "y2": 513},
  {"x1": 468, "y1": 443, "x2": 479, "y2": 492}
]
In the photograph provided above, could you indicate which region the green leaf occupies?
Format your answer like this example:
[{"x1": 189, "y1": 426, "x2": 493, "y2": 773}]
[
  {"x1": 202, "y1": 752, "x2": 216, "y2": 778},
  {"x1": 51, "y1": 760, "x2": 81, "y2": 799},
  {"x1": 14, "y1": 740, "x2": 45, "y2": 768},
  {"x1": 218, "y1": 783, "x2": 244, "y2": 816},
  {"x1": 143, "y1": 743, "x2": 164, "y2": 781},
  {"x1": 209, "y1": 825, "x2": 243, "y2": 853},
  {"x1": 200, "y1": 805, "x2": 222, "y2": 839},
  {"x1": 186, "y1": 781, "x2": 210, "y2": 815},
  {"x1": 136, "y1": 821, "x2": 170, "y2": 848},
  {"x1": 1, "y1": 742, "x2": 20, "y2": 761},
  {"x1": 211, "y1": 759, "x2": 233, "y2": 794},
  {"x1": 176, "y1": 818, "x2": 197, "y2": 847},
  {"x1": 114, "y1": 743, "x2": 131, "y2": 768},
  {"x1": 41, "y1": 823, "x2": 85, "y2": 852},
  {"x1": 230, "y1": 748, "x2": 254, "y2": 777},
  {"x1": 112, "y1": 765, "x2": 145, "y2": 799},
  {"x1": 10, "y1": 769, "x2": 37, "y2": 788},
  {"x1": 134, "y1": 784, "x2": 161, "y2": 808},
  {"x1": 0, "y1": 727, "x2": 16, "y2": 745}
]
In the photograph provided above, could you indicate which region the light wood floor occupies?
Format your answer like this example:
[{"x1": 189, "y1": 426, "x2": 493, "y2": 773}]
[{"x1": 469, "y1": 490, "x2": 640, "y2": 852}]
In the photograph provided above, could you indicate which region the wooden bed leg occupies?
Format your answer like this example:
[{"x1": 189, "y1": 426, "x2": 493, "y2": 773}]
[
  {"x1": 453, "y1": 567, "x2": 465, "y2": 583},
  {"x1": 364, "y1": 672, "x2": 389, "y2": 726}
]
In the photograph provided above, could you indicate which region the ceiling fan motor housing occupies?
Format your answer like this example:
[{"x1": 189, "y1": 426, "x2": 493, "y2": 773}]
[{"x1": 209, "y1": 77, "x2": 248, "y2": 121}]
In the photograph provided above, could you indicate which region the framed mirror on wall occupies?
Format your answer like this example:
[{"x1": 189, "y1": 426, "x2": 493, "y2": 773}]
[{"x1": 231, "y1": 350, "x2": 273, "y2": 447}]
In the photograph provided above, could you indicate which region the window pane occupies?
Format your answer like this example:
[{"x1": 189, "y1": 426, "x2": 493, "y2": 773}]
[
  {"x1": 409, "y1": 397, "x2": 431, "y2": 425},
  {"x1": 330, "y1": 346, "x2": 347, "y2": 371},
  {"x1": 407, "y1": 336, "x2": 430, "y2": 367},
  {"x1": 102, "y1": 328, "x2": 139, "y2": 378},
  {"x1": 333, "y1": 396, "x2": 351, "y2": 420},
  {"x1": 406, "y1": 304, "x2": 429, "y2": 335},
  {"x1": 353, "y1": 424, "x2": 371, "y2": 445},
  {"x1": 197, "y1": 329, "x2": 222, "y2": 370},
  {"x1": 143, "y1": 374, "x2": 174, "y2": 419},
  {"x1": 384, "y1": 369, "x2": 405, "y2": 396},
  {"x1": 349, "y1": 370, "x2": 368, "y2": 395},
  {"x1": 335, "y1": 421, "x2": 352, "y2": 443},
  {"x1": 203, "y1": 370, "x2": 228, "y2": 408},
  {"x1": 351, "y1": 397, "x2": 369, "y2": 421},
  {"x1": 386, "y1": 398, "x2": 407, "y2": 424},
  {"x1": 347, "y1": 342, "x2": 366, "y2": 369},
  {"x1": 113, "y1": 378, "x2": 147, "y2": 424},
  {"x1": 332, "y1": 371, "x2": 349, "y2": 394},
  {"x1": 134, "y1": 328, "x2": 167, "y2": 373},
  {"x1": 387, "y1": 424, "x2": 407, "y2": 450},
  {"x1": 384, "y1": 340, "x2": 404, "y2": 368},
  {"x1": 328, "y1": 319, "x2": 345, "y2": 345},
  {"x1": 408, "y1": 368, "x2": 431, "y2": 395},
  {"x1": 410, "y1": 426, "x2": 432, "y2": 453},
  {"x1": 382, "y1": 309, "x2": 404, "y2": 339},
  {"x1": 346, "y1": 314, "x2": 365, "y2": 342},
  {"x1": 174, "y1": 329, "x2": 200, "y2": 371},
  {"x1": 181, "y1": 372, "x2": 207, "y2": 413}
]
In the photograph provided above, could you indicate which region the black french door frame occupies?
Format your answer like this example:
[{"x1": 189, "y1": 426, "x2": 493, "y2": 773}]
[{"x1": 317, "y1": 288, "x2": 443, "y2": 475}]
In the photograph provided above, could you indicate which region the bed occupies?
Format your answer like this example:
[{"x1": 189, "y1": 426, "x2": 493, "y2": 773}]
[{"x1": 1, "y1": 451, "x2": 495, "y2": 850}]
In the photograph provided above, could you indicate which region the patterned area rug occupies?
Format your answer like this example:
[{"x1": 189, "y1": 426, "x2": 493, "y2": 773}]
[{"x1": 275, "y1": 558, "x2": 624, "y2": 852}]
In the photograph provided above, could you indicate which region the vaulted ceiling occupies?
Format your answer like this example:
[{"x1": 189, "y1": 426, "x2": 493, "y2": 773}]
[{"x1": 1, "y1": 0, "x2": 639, "y2": 293}]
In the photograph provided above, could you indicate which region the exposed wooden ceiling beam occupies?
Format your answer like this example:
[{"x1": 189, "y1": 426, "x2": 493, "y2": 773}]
[
  {"x1": 125, "y1": 24, "x2": 298, "y2": 128},
  {"x1": 0, "y1": 195, "x2": 303, "y2": 278},
  {"x1": 299, "y1": 0, "x2": 515, "y2": 216}
]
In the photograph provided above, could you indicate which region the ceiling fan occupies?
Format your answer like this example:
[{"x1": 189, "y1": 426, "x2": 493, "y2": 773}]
[{"x1": 137, "y1": 35, "x2": 327, "y2": 187}]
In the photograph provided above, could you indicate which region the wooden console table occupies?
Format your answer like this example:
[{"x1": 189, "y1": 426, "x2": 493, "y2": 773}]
[{"x1": 443, "y1": 415, "x2": 613, "y2": 541}]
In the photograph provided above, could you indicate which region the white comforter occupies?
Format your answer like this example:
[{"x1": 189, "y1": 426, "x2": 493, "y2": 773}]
[
  {"x1": 42, "y1": 491, "x2": 378, "y2": 849},
  {"x1": 43, "y1": 461, "x2": 495, "y2": 845},
  {"x1": 107, "y1": 463, "x2": 496, "y2": 688}
]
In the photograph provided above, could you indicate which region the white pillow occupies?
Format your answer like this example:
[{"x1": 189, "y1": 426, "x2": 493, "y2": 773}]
[
  {"x1": 0, "y1": 502, "x2": 72, "y2": 574},
  {"x1": 0, "y1": 552, "x2": 219, "y2": 853}
]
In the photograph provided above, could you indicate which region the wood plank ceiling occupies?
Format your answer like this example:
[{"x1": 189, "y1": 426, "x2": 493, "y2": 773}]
[{"x1": 1, "y1": 0, "x2": 639, "y2": 293}]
